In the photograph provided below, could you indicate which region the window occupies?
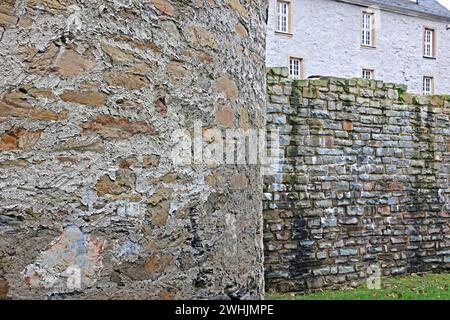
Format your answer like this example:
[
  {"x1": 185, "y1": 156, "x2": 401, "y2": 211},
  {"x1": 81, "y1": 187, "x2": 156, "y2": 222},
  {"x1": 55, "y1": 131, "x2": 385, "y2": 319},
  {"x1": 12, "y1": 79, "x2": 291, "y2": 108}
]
[
  {"x1": 289, "y1": 57, "x2": 302, "y2": 79},
  {"x1": 423, "y1": 77, "x2": 434, "y2": 95},
  {"x1": 361, "y1": 12, "x2": 375, "y2": 46},
  {"x1": 276, "y1": 1, "x2": 290, "y2": 33},
  {"x1": 362, "y1": 69, "x2": 374, "y2": 80},
  {"x1": 423, "y1": 28, "x2": 436, "y2": 58}
]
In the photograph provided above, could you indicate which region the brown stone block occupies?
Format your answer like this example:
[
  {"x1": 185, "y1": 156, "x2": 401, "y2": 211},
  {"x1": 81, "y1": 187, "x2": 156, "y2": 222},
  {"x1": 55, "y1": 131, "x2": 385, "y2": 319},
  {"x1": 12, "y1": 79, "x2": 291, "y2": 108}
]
[
  {"x1": 149, "y1": 0, "x2": 175, "y2": 16},
  {"x1": 144, "y1": 253, "x2": 173, "y2": 274},
  {"x1": 377, "y1": 206, "x2": 390, "y2": 215},
  {"x1": 215, "y1": 105, "x2": 234, "y2": 128},
  {"x1": 240, "y1": 108, "x2": 249, "y2": 130},
  {"x1": 403, "y1": 212, "x2": 426, "y2": 219},
  {"x1": 225, "y1": 0, "x2": 249, "y2": 18},
  {"x1": 101, "y1": 43, "x2": 136, "y2": 64},
  {"x1": 230, "y1": 173, "x2": 248, "y2": 190},
  {"x1": 1, "y1": 91, "x2": 68, "y2": 121},
  {"x1": 387, "y1": 181, "x2": 404, "y2": 192},
  {"x1": 18, "y1": 16, "x2": 33, "y2": 28},
  {"x1": 54, "y1": 49, "x2": 95, "y2": 77},
  {"x1": 154, "y1": 97, "x2": 167, "y2": 115},
  {"x1": 28, "y1": 87, "x2": 56, "y2": 100},
  {"x1": 235, "y1": 23, "x2": 248, "y2": 38},
  {"x1": 343, "y1": 120, "x2": 353, "y2": 131},
  {"x1": 324, "y1": 137, "x2": 334, "y2": 148},
  {"x1": 56, "y1": 155, "x2": 91, "y2": 164},
  {"x1": 0, "y1": 127, "x2": 41, "y2": 151},
  {"x1": 25, "y1": 44, "x2": 58, "y2": 75},
  {"x1": 82, "y1": 115, "x2": 156, "y2": 139},
  {"x1": 186, "y1": 26, "x2": 218, "y2": 49},
  {"x1": 0, "y1": 159, "x2": 29, "y2": 167},
  {"x1": 0, "y1": 12, "x2": 17, "y2": 26},
  {"x1": 27, "y1": 0, "x2": 76, "y2": 11},
  {"x1": 264, "y1": 210, "x2": 281, "y2": 220},
  {"x1": 0, "y1": 0, "x2": 15, "y2": 14},
  {"x1": 148, "y1": 200, "x2": 170, "y2": 227},
  {"x1": 158, "y1": 288, "x2": 177, "y2": 300},
  {"x1": 60, "y1": 90, "x2": 107, "y2": 106},
  {"x1": 95, "y1": 170, "x2": 135, "y2": 197},
  {"x1": 111, "y1": 33, "x2": 162, "y2": 53},
  {"x1": 0, "y1": 278, "x2": 9, "y2": 299},
  {"x1": 118, "y1": 157, "x2": 138, "y2": 169},
  {"x1": 148, "y1": 188, "x2": 172, "y2": 206},
  {"x1": 213, "y1": 75, "x2": 239, "y2": 100},
  {"x1": 430, "y1": 95, "x2": 444, "y2": 107},
  {"x1": 143, "y1": 155, "x2": 160, "y2": 167},
  {"x1": 161, "y1": 173, "x2": 177, "y2": 183},
  {"x1": 166, "y1": 61, "x2": 189, "y2": 84},
  {"x1": 196, "y1": 50, "x2": 214, "y2": 64},
  {"x1": 104, "y1": 67, "x2": 151, "y2": 89}
]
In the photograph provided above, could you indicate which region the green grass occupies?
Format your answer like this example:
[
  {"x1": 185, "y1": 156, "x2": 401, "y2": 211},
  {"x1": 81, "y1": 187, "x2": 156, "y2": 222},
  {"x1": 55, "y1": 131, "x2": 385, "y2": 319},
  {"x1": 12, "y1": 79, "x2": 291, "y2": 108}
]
[{"x1": 267, "y1": 273, "x2": 450, "y2": 300}]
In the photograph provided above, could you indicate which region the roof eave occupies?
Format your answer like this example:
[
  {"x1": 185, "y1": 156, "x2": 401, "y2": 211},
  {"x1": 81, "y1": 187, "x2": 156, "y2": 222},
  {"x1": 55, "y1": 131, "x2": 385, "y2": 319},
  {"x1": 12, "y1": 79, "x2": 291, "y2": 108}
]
[{"x1": 334, "y1": 0, "x2": 450, "y2": 23}]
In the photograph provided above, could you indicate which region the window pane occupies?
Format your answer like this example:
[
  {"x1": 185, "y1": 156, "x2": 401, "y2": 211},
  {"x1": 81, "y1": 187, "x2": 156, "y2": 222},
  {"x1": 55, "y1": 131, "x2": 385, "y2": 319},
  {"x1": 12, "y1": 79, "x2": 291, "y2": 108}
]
[
  {"x1": 423, "y1": 77, "x2": 433, "y2": 95},
  {"x1": 276, "y1": 1, "x2": 289, "y2": 32},
  {"x1": 289, "y1": 58, "x2": 301, "y2": 79},
  {"x1": 362, "y1": 13, "x2": 373, "y2": 46}
]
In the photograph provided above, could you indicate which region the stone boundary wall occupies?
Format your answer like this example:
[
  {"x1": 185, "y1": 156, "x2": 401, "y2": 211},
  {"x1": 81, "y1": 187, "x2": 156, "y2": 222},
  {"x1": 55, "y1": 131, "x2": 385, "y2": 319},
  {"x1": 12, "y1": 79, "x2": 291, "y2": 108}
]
[
  {"x1": 0, "y1": 0, "x2": 267, "y2": 299},
  {"x1": 264, "y1": 67, "x2": 450, "y2": 293}
]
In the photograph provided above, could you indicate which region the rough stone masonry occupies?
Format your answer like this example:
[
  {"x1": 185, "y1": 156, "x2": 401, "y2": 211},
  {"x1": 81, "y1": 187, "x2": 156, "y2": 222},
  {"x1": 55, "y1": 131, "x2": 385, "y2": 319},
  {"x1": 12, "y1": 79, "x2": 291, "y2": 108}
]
[
  {"x1": 0, "y1": 0, "x2": 267, "y2": 299},
  {"x1": 264, "y1": 68, "x2": 450, "y2": 293}
]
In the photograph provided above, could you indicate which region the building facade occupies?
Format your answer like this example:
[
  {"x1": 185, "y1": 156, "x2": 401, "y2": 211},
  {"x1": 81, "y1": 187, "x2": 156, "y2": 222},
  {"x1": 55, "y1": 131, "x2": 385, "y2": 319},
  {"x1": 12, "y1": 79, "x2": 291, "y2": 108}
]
[{"x1": 266, "y1": 0, "x2": 450, "y2": 94}]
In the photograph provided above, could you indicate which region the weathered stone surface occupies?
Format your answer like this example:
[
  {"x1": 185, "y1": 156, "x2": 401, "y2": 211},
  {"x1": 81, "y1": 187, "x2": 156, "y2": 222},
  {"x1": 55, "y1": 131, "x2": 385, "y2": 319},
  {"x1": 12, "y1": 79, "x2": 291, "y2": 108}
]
[
  {"x1": 1, "y1": 1, "x2": 266, "y2": 300},
  {"x1": 23, "y1": 44, "x2": 94, "y2": 78},
  {"x1": 0, "y1": 278, "x2": 9, "y2": 299},
  {"x1": 22, "y1": 226, "x2": 105, "y2": 293},
  {"x1": 265, "y1": 69, "x2": 450, "y2": 293},
  {"x1": 148, "y1": 187, "x2": 171, "y2": 227}
]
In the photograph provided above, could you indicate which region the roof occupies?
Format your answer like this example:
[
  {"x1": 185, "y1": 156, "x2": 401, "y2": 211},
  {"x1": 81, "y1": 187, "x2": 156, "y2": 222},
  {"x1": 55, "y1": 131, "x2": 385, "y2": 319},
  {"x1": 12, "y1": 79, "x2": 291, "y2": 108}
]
[{"x1": 334, "y1": 0, "x2": 450, "y2": 22}]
